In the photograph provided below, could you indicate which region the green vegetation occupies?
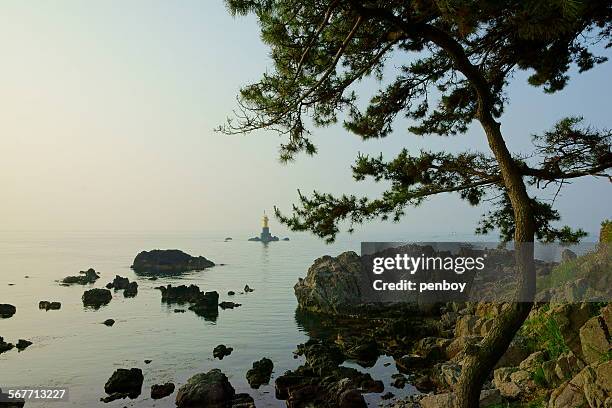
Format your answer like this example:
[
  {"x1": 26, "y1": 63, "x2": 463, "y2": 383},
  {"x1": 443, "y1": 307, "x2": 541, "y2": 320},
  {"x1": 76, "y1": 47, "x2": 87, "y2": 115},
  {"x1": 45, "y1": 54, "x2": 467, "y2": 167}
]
[
  {"x1": 520, "y1": 305, "x2": 569, "y2": 359},
  {"x1": 489, "y1": 396, "x2": 547, "y2": 408},
  {"x1": 601, "y1": 220, "x2": 612, "y2": 243},
  {"x1": 531, "y1": 365, "x2": 548, "y2": 387}
]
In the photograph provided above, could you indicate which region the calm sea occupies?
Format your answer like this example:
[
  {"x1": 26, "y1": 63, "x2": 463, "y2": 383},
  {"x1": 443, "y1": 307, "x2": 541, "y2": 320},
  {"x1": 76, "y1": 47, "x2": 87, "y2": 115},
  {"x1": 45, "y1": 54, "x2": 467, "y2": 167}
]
[{"x1": 0, "y1": 231, "x2": 418, "y2": 407}]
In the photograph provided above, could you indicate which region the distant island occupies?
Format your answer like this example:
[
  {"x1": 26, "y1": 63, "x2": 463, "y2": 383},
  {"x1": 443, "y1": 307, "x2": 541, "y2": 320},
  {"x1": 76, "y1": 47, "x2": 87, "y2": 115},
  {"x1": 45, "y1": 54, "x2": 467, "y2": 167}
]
[{"x1": 248, "y1": 212, "x2": 289, "y2": 243}]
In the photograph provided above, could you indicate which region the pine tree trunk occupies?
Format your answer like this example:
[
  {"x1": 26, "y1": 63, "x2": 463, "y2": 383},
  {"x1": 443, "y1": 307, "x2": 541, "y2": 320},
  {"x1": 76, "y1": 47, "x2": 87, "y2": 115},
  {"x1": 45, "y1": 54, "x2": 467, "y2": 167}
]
[{"x1": 453, "y1": 114, "x2": 536, "y2": 408}]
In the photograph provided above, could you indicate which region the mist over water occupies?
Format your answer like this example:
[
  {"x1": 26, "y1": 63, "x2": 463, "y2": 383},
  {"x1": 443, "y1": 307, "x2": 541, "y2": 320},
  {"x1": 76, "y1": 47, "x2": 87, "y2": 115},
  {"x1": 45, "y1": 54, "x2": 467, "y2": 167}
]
[{"x1": 0, "y1": 231, "x2": 418, "y2": 407}]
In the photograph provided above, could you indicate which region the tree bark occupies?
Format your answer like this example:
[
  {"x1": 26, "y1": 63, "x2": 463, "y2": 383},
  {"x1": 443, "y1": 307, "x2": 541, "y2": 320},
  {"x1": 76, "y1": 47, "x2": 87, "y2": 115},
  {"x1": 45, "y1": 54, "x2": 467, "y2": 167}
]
[{"x1": 453, "y1": 112, "x2": 536, "y2": 408}]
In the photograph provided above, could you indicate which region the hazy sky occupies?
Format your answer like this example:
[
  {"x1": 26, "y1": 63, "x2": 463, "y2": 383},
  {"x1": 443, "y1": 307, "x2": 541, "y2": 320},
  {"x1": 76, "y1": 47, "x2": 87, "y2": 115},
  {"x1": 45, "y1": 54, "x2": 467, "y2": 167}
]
[{"x1": 0, "y1": 1, "x2": 610, "y2": 240}]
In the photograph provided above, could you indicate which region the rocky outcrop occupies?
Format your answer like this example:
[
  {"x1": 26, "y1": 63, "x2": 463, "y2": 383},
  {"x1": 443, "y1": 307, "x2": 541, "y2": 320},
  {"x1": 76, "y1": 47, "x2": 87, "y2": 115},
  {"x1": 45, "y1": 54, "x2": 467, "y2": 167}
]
[
  {"x1": 157, "y1": 284, "x2": 219, "y2": 319},
  {"x1": 151, "y1": 383, "x2": 175, "y2": 399},
  {"x1": 213, "y1": 344, "x2": 233, "y2": 360},
  {"x1": 106, "y1": 276, "x2": 138, "y2": 297},
  {"x1": 295, "y1": 251, "x2": 379, "y2": 316},
  {"x1": 246, "y1": 358, "x2": 274, "y2": 389},
  {"x1": 101, "y1": 368, "x2": 143, "y2": 402},
  {"x1": 82, "y1": 288, "x2": 112, "y2": 308},
  {"x1": 0, "y1": 337, "x2": 14, "y2": 354},
  {"x1": 61, "y1": 268, "x2": 99, "y2": 284},
  {"x1": 579, "y1": 304, "x2": 611, "y2": 364},
  {"x1": 15, "y1": 339, "x2": 32, "y2": 351},
  {"x1": 0, "y1": 304, "x2": 16, "y2": 318},
  {"x1": 176, "y1": 369, "x2": 235, "y2": 408},
  {"x1": 131, "y1": 249, "x2": 214, "y2": 274},
  {"x1": 38, "y1": 301, "x2": 61, "y2": 311},
  {"x1": 548, "y1": 360, "x2": 611, "y2": 408}
]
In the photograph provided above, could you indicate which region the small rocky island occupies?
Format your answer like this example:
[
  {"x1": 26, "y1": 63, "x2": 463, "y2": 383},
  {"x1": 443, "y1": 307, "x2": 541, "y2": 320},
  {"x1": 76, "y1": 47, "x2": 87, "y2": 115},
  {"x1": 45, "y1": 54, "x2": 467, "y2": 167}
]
[
  {"x1": 131, "y1": 249, "x2": 215, "y2": 274},
  {"x1": 248, "y1": 212, "x2": 289, "y2": 243}
]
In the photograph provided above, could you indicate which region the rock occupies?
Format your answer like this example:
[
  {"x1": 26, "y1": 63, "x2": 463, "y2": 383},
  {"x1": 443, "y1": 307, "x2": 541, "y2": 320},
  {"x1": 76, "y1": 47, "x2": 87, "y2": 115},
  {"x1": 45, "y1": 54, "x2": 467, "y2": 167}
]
[
  {"x1": 174, "y1": 309, "x2": 186, "y2": 313},
  {"x1": 433, "y1": 362, "x2": 461, "y2": 390},
  {"x1": 0, "y1": 304, "x2": 16, "y2": 318},
  {"x1": 16, "y1": 339, "x2": 32, "y2": 351},
  {"x1": 38, "y1": 301, "x2": 61, "y2": 311},
  {"x1": 123, "y1": 281, "x2": 138, "y2": 297},
  {"x1": 381, "y1": 391, "x2": 394, "y2": 400},
  {"x1": 412, "y1": 337, "x2": 451, "y2": 362},
  {"x1": 106, "y1": 275, "x2": 130, "y2": 290},
  {"x1": 188, "y1": 291, "x2": 219, "y2": 319},
  {"x1": 144, "y1": 359, "x2": 152, "y2": 364},
  {"x1": 157, "y1": 284, "x2": 218, "y2": 319},
  {"x1": 228, "y1": 291, "x2": 235, "y2": 296},
  {"x1": 496, "y1": 381, "x2": 521, "y2": 399},
  {"x1": 294, "y1": 251, "x2": 372, "y2": 315},
  {"x1": 579, "y1": 314, "x2": 611, "y2": 364},
  {"x1": 131, "y1": 249, "x2": 214, "y2": 274},
  {"x1": 62, "y1": 268, "x2": 99, "y2": 284},
  {"x1": 446, "y1": 335, "x2": 482, "y2": 360},
  {"x1": 548, "y1": 361, "x2": 612, "y2": 408},
  {"x1": 0, "y1": 337, "x2": 15, "y2": 354},
  {"x1": 244, "y1": 285, "x2": 254, "y2": 293},
  {"x1": 391, "y1": 374, "x2": 407, "y2": 389},
  {"x1": 103, "y1": 368, "x2": 143, "y2": 401},
  {"x1": 103, "y1": 319, "x2": 115, "y2": 327},
  {"x1": 151, "y1": 383, "x2": 175, "y2": 399},
  {"x1": 213, "y1": 344, "x2": 233, "y2": 360},
  {"x1": 82, "y1": 288, "x2": 112, "y2": 308},
  {"x1": 493, "y1": 367, "x2": 517, "y2": 386},
  {"x1": 338, "y1": 389, "x2": 366, "y2": 407},
  {"x1": 176, "y1": 369, "x2": 235, "y2": 408},
  {"x1": 479, "y1": 389, "x2": 502, "y2": 407},
  {"x1": 419, "y1": 393, "x2": 455, "y2": 408},
  {"x1": 561, "y1": 249, "x2": 577, "y2": 262},
  {"x1": 455, "y1": 315, "x2": 478, "y2": 337},
  {"x1": 336, "y1": 336, "x2": 378, "y2": 367},
  {"x1": 219, "y1": 301, "x2": 241, "y2": 309},
  {"x1": 519, "y1": 351, "x2": 548, "y2": 372},
  {"x1": 231, "y1": 393, "x2": 255, "y2": 408},
  {"x1": 246, "y1": 357, "x2": 273, "y2": 389}
]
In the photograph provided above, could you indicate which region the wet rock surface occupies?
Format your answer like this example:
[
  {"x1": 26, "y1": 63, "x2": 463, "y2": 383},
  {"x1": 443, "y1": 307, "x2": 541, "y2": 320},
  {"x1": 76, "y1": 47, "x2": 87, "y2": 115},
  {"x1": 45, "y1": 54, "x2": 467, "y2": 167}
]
[
  {"x1": 101, "y1": 368, "x2": 144, "y2": 402},
  {"x1": 38, "y1": 301, "x2": 61, "y2": 311},
  {"x1": 15, "y1": 339, "x2": 32, "y2": 351},
  {"x1": 0, "y1": 304, "x2": 16, "y2": 318},
  {"x1": 61, "y1": 268, "x2": 99, "y2": 285},
  {"x1": 151, "y1": 382, "x2": 175, "y2": 399},
  {"x1": 0, "y1": 337, "x2": 14, "y2": 354},
  {"x1": 157, "y1": 284, "x2": 219, "y2": 319},
  {"x1": 246, "y1": 357, "x2": 273, "y2": 389},
  {"x1": 132, "y1": 249, "x2": 214, "y2": 274},
  {"x1": 213, "y1": 344, "x2": 233, "y2": 360},
  {"x1": 82, "y1": 288, "x2": 112, "y2": 308},
  {"x1": 175, "y1": 369, "x2": 235, "y2": 408}
]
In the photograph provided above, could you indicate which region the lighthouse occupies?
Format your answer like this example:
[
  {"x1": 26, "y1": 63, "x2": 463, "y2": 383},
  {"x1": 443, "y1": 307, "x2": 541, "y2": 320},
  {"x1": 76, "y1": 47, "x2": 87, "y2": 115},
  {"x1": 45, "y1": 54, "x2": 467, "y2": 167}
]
[
  {"x1": 248, "y1": 211, "x2": 286, "y2": 242},
  {"x1": 260, "y1": 212, "x2": 274, "y2": 242}
]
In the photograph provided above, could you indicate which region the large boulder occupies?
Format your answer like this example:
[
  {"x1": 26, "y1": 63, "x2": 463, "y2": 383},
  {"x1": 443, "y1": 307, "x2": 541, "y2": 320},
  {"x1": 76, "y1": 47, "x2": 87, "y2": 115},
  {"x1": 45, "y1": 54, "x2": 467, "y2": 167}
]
[
  {"x1": 82, "y1": 288, "x2": 112, "y2": 308},
  {"x1": 176, "y1": 369, "x2": 235, "y2": 408},
  {"x1": 579, "y1": 312, "x2": 611, "y2": 365},
  {"x1": 246, "y1": 357, "x2": 274, "y2": 389},
  {"x1": 0, "y1": 337, "x2": 14, "y2": 354},
  {"x1": 548, "y1": 360, "x2": 611, "y2": 408},
  {"x1": 151, "y1": 382, "x2": 175, "y2": 400},
  {"x1": 0, "y1": 304, "x2": 16, "y2": 318},
  {"x1": 294, "y1": 251, "x2": 381, "y2": 315},
  {"x1": 131, "y1": 249, "x2": 214, "y2": 274},
  {"x1": 103, "y1": 368, "x2": 143, "y2": 401},
  {"x1": 61, "y1": 268, "x2": 99, "y2": 284}
]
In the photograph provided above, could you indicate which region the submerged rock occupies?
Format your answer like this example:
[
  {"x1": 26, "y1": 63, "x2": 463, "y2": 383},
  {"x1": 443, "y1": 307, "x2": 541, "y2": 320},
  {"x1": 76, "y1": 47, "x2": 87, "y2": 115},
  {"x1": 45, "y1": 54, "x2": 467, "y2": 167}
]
[
  {"x1": 244, "y1": 285, "x2": 254, "y2": 293},
  {"x1": 151, "y1": 382, "x2": 175, "y2": 400},
  {"x1": 0, "y1": 304, "x2": 16, "y2": 318},
  {"x1": 102, "y1": 368, "x2": 144, "y2": 402},
  {"x1": 131, "y1": 249, "x2": 214, "y2": 274},
  {"x1": 82, "y1": 288, "x2": 112, "y2": 308},
  {"x1": 16, "y1": 339, "x2": 32, "y2": 351},
  {"x1": 176, "y1": 369, "x2": 235, "y2": 408},
  {"x1": 219, "y1": 301, "x2": 241, "y2": 309},
  {"x1": 38, "y1": 301, "x2": 61, "y2": 311},
  {"x1": 213, "y1": 344, "x2": 233, "y2": 360},
  {"x1": 103, "y1": 319, "x2": 115, "y2": 327},
  {"x1": 62, "y1": 268, "x2": 99, "y2": 285},
  {"x1": 0, "y1": 337, "x2": 14, "y2": 354},
  {"x1": 246, "y1": 358, "x2": 274, "y2": 389}
]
